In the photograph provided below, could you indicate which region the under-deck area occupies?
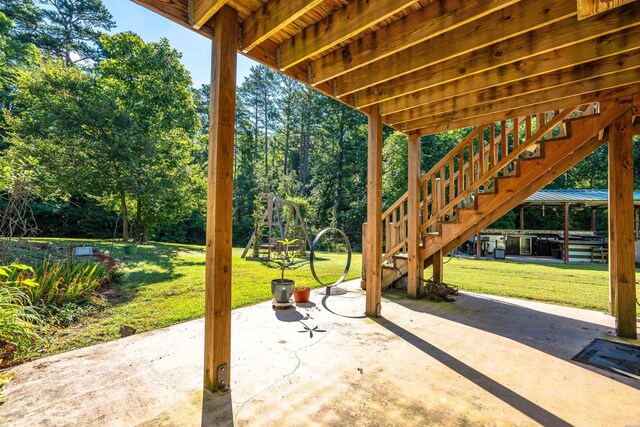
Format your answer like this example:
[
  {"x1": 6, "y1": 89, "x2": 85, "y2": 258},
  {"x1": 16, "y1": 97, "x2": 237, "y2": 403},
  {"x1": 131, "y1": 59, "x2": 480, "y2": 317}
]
[{"x1": 4, "y1": 280, "x2": 638, "y2": 426}]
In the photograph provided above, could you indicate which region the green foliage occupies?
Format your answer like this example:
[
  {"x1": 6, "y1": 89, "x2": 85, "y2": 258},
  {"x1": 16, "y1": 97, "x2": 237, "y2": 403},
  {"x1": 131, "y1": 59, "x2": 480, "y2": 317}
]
[
  {"x1": 36, "y1": 0, "x2": 114, "y2": 63},
  {"x1": 0, "y1": 281, "x2": 41, "y2": 350},
  {"x1": 1, "y1": 261, "x2": 105, "y2": 306},
  {"x1": 276, "y1": 238, "x2": 298, "y2": 280}
]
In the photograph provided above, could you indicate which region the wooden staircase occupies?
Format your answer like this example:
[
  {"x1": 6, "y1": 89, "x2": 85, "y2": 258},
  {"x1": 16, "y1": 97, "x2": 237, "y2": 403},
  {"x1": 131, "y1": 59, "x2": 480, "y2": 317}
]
[{"x1": 363, "y1": 100, "x2": 629, "y2": 293}]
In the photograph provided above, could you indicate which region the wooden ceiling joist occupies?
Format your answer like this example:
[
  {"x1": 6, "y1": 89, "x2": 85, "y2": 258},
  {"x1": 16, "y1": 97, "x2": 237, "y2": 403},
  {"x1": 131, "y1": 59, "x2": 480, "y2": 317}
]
[
  {"x1": 394, "y1": 53, "x2": 640, "y2": 126},
  {"x1": 309, "y1": 0, "x2": 519, "y2": 85},
  {"x1": 378, "y1": 5, "x2": 640, "y2": 115},
  {"x1": 577, "y1": 0, "x2": 637, "y2": 19},
  {"x1": 417, "y1": 83, "x2": 640, "y2": 135},
  {"x1": 240, "y1": 0, "x2": 324, "y2": 53},
  {"x1": 405, "y1": 69, "x2": 640, "y2": 133},
  {"x1": 386, "y1": 27, "x2": 640, "y2": 123},
  {"x1": 276, "y1": 0, "x2": 421, "y2": 71},
  {"x1": 189, "y1": 0, "x2": 228, "y2": 29},
  {"x1": 335, "y1": 0, "x2": 577, "y2": 98},
  {"x1": 133, "y1": 0, "x2": 640, "y2": 136}
]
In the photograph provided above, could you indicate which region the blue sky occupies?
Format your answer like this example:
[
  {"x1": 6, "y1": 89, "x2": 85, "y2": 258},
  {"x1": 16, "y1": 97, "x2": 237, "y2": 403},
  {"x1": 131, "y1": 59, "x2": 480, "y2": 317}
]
[{"x1": 104, "y1": 0, "x2": 258, "y2": 88}]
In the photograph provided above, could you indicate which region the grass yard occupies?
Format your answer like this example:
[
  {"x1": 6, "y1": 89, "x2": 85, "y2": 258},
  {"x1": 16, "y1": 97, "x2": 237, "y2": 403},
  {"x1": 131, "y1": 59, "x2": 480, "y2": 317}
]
[
  {"x1": 436, "y1": 257, "x2": 640, "y2": 315},
  {"x1": 18, "y1": 239, "x2": 360, "y2": 360}
]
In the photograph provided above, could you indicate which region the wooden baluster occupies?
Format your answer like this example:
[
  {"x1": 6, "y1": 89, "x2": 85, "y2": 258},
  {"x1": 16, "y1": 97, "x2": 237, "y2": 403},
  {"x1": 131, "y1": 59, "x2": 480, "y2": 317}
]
[
  {"x1": 399, "y1": 202, "x2": 405, "y2": 247},
  {"x1": 513, "y1": 117, "x2": 520, "y2": 148},
  {"x1": 500, "y1": 120, "x2": 507, "y2": 163},
  {"x1": 458, "y1": 153, "x2": 464, "y2": 199},
  {"x1": 430, "y1": 175, "x2": 436, "y2": 221},
  {"x1": 489, "y1": 123, "x2": 495, "y2": 170},
  {"x1": 478, "y1": 130, "x2": 486, "y2": 181},
  {"x1": 447, "y1": 159, "x2": 453, "y2": 205}
]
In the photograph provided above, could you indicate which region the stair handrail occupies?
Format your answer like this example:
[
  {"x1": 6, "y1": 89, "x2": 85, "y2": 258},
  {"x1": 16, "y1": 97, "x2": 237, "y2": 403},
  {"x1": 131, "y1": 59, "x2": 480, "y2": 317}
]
[{"x1": 418, "y1": 105, "x2": 582, "y2": 234}]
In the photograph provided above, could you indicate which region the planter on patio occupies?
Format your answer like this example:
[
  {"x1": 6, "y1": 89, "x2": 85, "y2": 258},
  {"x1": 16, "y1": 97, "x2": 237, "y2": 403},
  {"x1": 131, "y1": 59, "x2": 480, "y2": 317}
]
[
  {"x1": 271, "y1": 279, "x2": 294, "y2": 304},
  {"x1": 293, "y1": 287, "x2": 311, "y2": 303}
]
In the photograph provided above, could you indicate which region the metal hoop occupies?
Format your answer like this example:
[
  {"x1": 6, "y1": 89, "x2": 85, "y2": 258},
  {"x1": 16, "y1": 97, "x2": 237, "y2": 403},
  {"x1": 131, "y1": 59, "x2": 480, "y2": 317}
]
[{"x1": 310, "y1": 227, "x2": 352, "y2": 287}]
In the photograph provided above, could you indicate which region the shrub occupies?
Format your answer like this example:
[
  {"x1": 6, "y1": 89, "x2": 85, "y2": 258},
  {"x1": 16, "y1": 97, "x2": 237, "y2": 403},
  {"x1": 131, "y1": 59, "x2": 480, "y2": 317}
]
[
  {"x1": 1, "y1": 261, "x2": 106, "y2": 306},
  {"x1": 0, "y1": 285, "x2": 41, "y2": 351}
]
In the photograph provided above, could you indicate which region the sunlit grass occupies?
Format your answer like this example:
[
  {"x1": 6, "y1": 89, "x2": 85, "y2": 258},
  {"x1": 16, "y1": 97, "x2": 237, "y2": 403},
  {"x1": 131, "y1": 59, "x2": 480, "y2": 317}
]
[
  {"x1": 432, "y1": 257, "x2": 640, "y2": 315},
  {"x1": 23, "y1": 239, "x2": 359, "y2": 357}
]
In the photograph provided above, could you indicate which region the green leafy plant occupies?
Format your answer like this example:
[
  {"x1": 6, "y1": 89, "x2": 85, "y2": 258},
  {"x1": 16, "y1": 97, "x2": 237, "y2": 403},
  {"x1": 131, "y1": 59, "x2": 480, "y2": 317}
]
[
  {"x1": 1, "y1": 261, "x2": 106, "y2": 306},
  {"x1": 0, "y1": 369, "x2": 14, "y2": 400},
  {"x1": 0, "y1": 268, "x2": 42, "y2": 365},
  {"x1": 276, "y1": 238, "x2": 298, "y2": 281}
]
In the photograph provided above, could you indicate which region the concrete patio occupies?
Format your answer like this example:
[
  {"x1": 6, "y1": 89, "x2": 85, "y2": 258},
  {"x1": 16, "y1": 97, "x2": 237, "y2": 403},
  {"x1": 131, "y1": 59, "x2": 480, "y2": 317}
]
[{"x1": 2, "y1": 279, "x2": 639, "y2": 426}]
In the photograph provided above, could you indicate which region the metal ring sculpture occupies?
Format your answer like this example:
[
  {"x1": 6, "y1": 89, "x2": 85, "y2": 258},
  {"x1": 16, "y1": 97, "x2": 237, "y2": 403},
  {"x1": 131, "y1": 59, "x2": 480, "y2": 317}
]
[{"x1": 310, "y1": 227, "x2": 352, "y2": 287}]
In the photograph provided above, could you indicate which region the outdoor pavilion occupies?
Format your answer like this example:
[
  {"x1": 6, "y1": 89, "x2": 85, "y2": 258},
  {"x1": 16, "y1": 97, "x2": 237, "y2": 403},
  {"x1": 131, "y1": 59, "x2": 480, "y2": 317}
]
[{"x1": 129, "y1": 0, "x2": 640, "y2": 393}]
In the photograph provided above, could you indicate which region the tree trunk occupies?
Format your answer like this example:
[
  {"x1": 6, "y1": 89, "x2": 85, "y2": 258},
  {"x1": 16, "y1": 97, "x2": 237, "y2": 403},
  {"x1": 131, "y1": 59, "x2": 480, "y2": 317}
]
[
  {"x1": 134, "y1": 198, "x2": 142, "y2": 243},
  {"x1": 120, "y1": 191, "x2": 129, "y2": 242}
]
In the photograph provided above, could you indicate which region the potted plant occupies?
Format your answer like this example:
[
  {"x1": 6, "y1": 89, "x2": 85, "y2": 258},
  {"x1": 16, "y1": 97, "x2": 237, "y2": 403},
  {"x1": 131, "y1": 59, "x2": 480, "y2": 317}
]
[
  {"x1": 293, "y1": 282, "x2": 311, "y2": 303},
  {"x1": 271, "y1": 238, "x2": 298, "y2": 304}
]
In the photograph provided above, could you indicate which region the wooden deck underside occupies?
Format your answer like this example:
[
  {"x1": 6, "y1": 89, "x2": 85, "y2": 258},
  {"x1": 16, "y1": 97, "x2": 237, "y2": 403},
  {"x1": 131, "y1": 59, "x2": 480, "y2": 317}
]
[{"x1": 132, "y1": 0, "x2": 640, "y2": 135}]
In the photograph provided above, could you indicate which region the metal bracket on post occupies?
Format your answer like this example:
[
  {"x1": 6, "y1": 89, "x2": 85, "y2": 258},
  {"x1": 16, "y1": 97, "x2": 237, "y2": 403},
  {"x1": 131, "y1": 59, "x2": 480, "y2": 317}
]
[{"x1": 216, "y1": 363, "x2": 231, "y2": 394}]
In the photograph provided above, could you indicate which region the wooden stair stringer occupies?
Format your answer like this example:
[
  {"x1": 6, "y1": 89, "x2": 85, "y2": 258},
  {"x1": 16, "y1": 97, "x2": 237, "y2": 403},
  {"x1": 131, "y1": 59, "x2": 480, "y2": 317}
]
[{"x1": 420, "y1": 102, "x2": 626, "y2": 262}]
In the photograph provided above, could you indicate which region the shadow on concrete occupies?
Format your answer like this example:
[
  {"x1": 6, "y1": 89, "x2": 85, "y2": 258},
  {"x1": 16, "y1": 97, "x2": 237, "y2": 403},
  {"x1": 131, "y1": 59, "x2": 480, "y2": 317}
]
[
  {"x1": 201, "y1": 389, "x2": 234, "y2": 427},
  {"x1": 273, "y1": 307, "x2": 304, "y2": 322},
  {"x1": 394, "y1": 292, "x2": 640, "y2": 389},
  {"x1": 376, "y1": 317, "x2": 573, "y2": 427}
]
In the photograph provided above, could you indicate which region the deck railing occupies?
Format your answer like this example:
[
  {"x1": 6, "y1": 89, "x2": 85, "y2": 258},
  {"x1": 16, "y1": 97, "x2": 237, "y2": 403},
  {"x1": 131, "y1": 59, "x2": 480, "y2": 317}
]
[{"x1": 378, "y1": 103, "x2": 599, "y2": 264}]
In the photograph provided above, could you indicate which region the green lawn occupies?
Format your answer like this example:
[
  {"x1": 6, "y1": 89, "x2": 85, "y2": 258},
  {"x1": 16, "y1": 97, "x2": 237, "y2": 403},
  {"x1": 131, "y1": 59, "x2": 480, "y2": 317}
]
[
  {"x1": 9, "y1": 239, "x2": 640, "y2": 362},
  {"x1": 433, "y1": 257, "x2": 640, "y2": 315},
  {"x1": 24, "y1": 239, "x2": 360, "y2": 358}
]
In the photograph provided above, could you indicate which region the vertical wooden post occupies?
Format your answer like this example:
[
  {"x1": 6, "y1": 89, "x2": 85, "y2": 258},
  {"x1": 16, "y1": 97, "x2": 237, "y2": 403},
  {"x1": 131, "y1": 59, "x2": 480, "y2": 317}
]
[
  {"x1": 608, "y1": 107, "x2": 637, "y2": 339},
  {"x1": 366, "y1": 105, "x2": 383, "y2": 317},
  {"x1": 591, "y1": 207, "x2": 597, "y2": 232},
  {"x1": 476, "y1": 232, "x2": 482, "y2": 260},
  {"x1": 361, "y1": 222, "x2": 367, "y2": 290},
  {"x1": 519, "y1": 206, "x2": 525, "y2": 230},
  {"x1": 564, "y1": 202, "x2": 570, "y2": 265},
  {"x1": 407, "y1": 132, "x2": 422, "y2": 299},
  {"x1": 432, "y1": 249, "x2": 443, "y2": 283},
  {"x1": 204, "y1": 5, "x2": 237, "y2": 393}
]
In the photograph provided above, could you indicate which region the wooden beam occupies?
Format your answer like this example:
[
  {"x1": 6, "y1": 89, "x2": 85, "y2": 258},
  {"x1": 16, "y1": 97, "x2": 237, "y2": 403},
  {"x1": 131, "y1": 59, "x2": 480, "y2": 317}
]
[
  {"x1": 405, "y1": 68, "x2": 640, "y2": 133},
  {"x1": 578, "y1": 0, "x2": 637, "y2": 19},
  {"x1": 204, "y1": 4, "x2": 237, "y2": 393},
  {"x1": 189, "y1": 0, "x2": 228, "y2": 29},
  {"x1": 381, "y1": 23, "x2": 640, "y2": 116},
  {"x1": 388, "y1": 46, "x2": 640, "y2": 124},
  {"x1": 591, "y1": 207, "x2": 597, "y2": 231},
  {"x1": 366, "y1": 105, "x2": 383, "y2": 317},
  {"x1": 519, "y1": 206, "x2": 525, "y2": 231},
  {"x1": 407, "y1": 132, "x2": 421, "y2": 299},
  {"x1": 608, "y1": 105, "x2": 637, "y2": 339},
  {"x1": 240, "y1": 0, "x2": 323, "y2": 53},
  {"x1": 310, "y1": 0, "x2": 518, "y2": 85},
  {"x1": 132, "y1": 0, "x2": 214, "y2": 38},
  {"x1": 336, "y1": 0, "x2": 578, "y2": 97},
  {"x1": 277, "y1": 0, "x2": 420, "y2": 71},
  {"x1": 432, "y1": 250, "x2": 443, "y2": 282},
  {"x1": 417, "y1": 82, "x2": 640, "y2": 134},
  {"x1": 564, "y1": 202, "x2": 570, "y2": 264}
]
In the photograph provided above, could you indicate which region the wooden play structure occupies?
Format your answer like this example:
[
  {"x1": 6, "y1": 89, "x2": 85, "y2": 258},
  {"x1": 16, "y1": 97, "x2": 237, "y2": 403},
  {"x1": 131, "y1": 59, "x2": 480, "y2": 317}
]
[
  {"x1": 133, "y1": 0, "x2": 640, "y2": 391},
  {"x1": 240, "y1": 193, "x2": 311, "y2": 259}
]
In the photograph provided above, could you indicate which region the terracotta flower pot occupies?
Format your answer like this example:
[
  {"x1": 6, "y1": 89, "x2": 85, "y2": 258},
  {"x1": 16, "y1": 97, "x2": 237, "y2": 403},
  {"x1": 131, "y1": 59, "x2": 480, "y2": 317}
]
[{"x1": 293, "y1": 288, "x2": 311, "y2": 303}]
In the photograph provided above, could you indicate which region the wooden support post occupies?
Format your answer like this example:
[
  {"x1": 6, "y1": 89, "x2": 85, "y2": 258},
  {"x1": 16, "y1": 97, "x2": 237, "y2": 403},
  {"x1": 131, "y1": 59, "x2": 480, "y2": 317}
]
[
  {"x1": 591, "y1": 207, "x2": 597, "y2": 232},
  {"x1": 519, "y1": 206, "x2": 525, "y2": 230},
  {"x1": 608, "y1": 106, "x2": 637, "y2": 339},
  {"x1": 361, "y1": 222, "x2": 367, "y2": 290},
  {"x1": 204, "y1": 5, "x2": 237, "y2": 394},
  {"x1": 564, "y1": 202, "x2": 570, "y2": 265},
  {"x1": 432, "y1": 249, "x2": 443, "y2": 283},
  {"x1": 366, "y1": 105, "x2": 383, "y2": 317},
  {"x1": 476, "y1": 232, "x2": 481, "y2": 260},
  {"x1": 407, "y1": 132, "x2": 422, "y2": 299}
]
